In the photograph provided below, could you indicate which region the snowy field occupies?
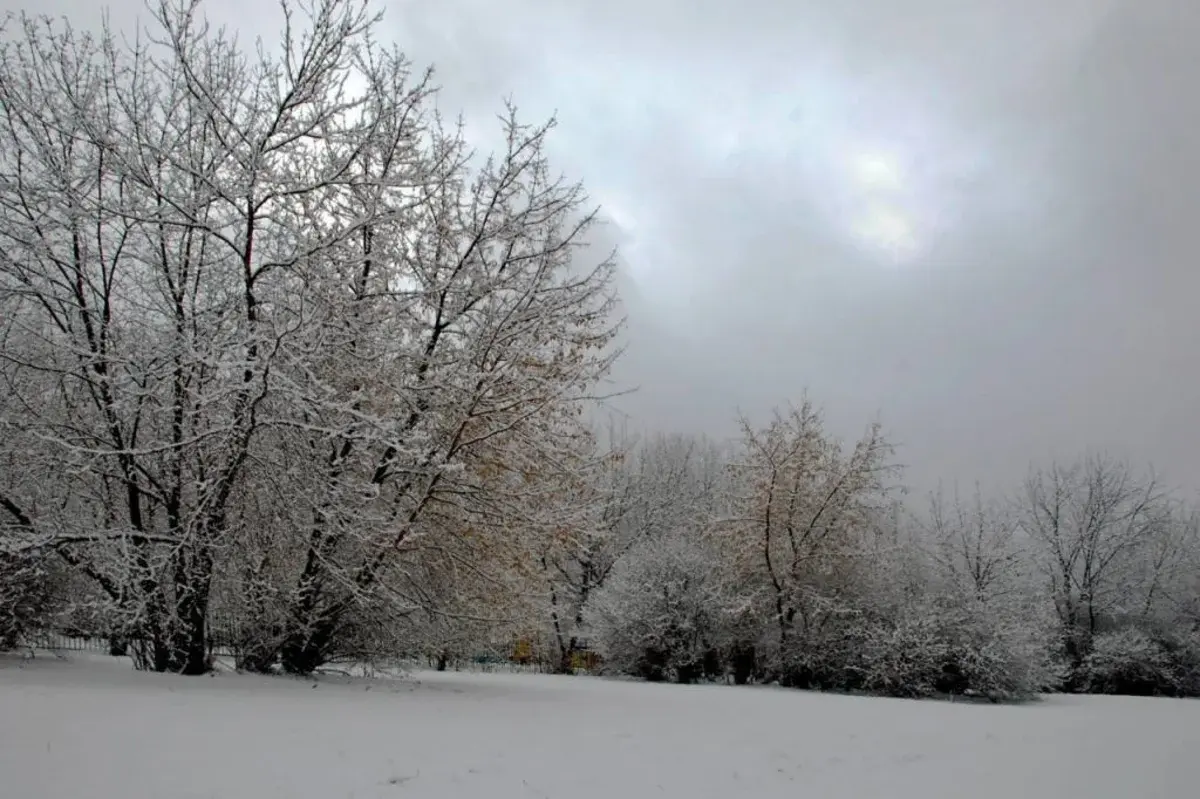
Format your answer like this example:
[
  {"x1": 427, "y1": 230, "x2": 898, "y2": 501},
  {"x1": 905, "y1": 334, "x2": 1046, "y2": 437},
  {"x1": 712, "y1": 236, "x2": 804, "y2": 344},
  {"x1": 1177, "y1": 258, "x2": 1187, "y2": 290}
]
[{"x1": 2, "y1": 653, "x2": 1198, "y2": 799}]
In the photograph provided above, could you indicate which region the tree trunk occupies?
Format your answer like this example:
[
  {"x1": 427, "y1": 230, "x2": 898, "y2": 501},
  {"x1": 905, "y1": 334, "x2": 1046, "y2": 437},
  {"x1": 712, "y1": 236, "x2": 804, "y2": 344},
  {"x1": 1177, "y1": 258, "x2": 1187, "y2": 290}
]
[
  {"x1": 169, "y1": 600, "x2": 210, "y2": 675},
  {"x1": 280, "y1": 609, "x2": 340, "y2": 676},
  {"x1": 276, "y1": 543, "x2": 341, "y2": 675},
  {"x1": 731, "y1": 643, "x2": 756, "y2": 685}
]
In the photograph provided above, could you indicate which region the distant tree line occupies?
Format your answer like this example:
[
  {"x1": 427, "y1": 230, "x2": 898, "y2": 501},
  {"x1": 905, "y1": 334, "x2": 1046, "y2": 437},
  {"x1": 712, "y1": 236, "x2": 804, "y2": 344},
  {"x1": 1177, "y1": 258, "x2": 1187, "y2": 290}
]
[{"x1": 566, "y1": 423, "x2": 1200, "y2": 701}]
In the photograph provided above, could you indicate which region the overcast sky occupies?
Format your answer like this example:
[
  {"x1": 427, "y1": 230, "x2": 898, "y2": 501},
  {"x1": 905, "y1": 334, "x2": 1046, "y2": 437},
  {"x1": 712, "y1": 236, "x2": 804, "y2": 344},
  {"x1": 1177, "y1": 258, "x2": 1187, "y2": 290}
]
[{"x1": 22, "y1": 0, "x2": 1200, "y2": 495}]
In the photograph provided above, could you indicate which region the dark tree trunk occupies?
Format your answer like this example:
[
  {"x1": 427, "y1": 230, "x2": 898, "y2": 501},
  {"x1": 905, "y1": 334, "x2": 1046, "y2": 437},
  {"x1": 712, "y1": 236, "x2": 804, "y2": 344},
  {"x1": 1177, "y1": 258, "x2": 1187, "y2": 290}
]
[
  {"x1": 162, "y1": 545, "x2": 214, "y2": 675},
  {"x1": 730, "y1": 643, "x2": 756, "y2": 685},
  {"x1": 676, "y1": 661, "x2": 699, "y2": 684},
  {"x1": 702, "y1": 648, "x2": 723, "y2": 681},
  {"x1": 558, "y1": 636, "x2": 582, "y2": 674},
  {"x1": 170, "y1": 592, "x2": 210, "y2": 675},
  {"x1": 280, "y1": 617, "x2": 337, "y2": 675},
  {"x1": 277, "y1": 543, "x2": 343, "y2": 675}
]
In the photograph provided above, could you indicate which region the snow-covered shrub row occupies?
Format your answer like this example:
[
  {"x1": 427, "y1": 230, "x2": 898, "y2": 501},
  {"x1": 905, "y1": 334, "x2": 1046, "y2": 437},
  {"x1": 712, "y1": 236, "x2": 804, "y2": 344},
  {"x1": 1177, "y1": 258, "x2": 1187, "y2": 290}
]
[
  {"x1": 585, "y1": 560, "x2": 1059, "y2": 701},
  {"x1": 769, "y1": 597, "x2": 1058, "y2": 701}
]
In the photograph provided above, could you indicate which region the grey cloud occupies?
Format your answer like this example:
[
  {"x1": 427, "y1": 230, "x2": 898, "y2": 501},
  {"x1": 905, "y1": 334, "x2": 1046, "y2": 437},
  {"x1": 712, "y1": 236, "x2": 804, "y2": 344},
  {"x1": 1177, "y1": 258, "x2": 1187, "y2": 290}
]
[
  {"x1": 403, "y1": 0, "x2": 1200, "y2": 495},
  {"x1": 17, "y1": 0, "x2": 1200, "y2": 495}
]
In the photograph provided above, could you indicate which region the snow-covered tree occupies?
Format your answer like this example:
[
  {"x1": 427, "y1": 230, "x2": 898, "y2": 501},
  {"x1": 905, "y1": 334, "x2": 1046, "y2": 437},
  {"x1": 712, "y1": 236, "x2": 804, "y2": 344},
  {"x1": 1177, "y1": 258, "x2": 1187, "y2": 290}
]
[
  {"x1": 543, "y1": 430, "x2": 735, "y2": 672},
  {"x1": 0, "y1": 0, "x2": 621, "y2": 674},
  {"x1": 0, "y1": 0, "x2": 332, "y2": 672},
  {"x1": 257, "y1": 99, "x2": 620, "y2": 672},
  {"x1": 722, "y1": 399, "x2": 899, "y2": 682}
]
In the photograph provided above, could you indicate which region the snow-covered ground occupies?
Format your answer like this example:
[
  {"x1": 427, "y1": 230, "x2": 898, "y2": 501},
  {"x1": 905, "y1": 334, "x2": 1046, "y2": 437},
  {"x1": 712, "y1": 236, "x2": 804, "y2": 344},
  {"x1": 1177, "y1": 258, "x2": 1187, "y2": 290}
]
[{"x1": 2, "y1": 653, "x2": 1198, "y2": 798}]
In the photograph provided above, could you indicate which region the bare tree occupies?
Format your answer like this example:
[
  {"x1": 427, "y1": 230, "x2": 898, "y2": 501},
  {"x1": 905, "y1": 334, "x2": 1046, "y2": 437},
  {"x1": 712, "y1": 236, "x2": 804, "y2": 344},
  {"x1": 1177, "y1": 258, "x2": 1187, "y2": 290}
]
[
  {"x1": 1018, "y1": 453, "x2": 1169, "y2": 666},
  {"x1": 925, "y1": 483, "x2": 1026, "y2": 602},
  {"x1": 1132, "y1": 503, "x2": 1200, "y2": 628}
]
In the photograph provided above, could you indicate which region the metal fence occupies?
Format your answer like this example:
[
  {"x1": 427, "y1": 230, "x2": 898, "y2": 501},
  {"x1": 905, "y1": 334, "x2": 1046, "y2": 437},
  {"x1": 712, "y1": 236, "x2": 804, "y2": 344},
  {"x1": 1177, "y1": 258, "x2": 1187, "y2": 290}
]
[
  {"x1": 19, "y1": 619, "x2": 243, "y2": 657},
  {"x1": 21, "y1": 631, "x2": 113, "y2": 654},
  {"x1": 17, "y1": 626, "x2": 595, "y2": 674}
]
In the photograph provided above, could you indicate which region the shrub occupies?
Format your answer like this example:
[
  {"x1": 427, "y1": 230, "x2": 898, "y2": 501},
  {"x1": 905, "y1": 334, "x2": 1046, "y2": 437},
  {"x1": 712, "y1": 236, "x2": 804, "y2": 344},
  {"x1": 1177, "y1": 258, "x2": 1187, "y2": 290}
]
[
  {"x1": 1156, "y1": 631, "x2": 1200, "y2": 697},
  {"x1": 585, "y1": 534, "x2": 738, "y2": 684},
  {"x1": 1081, "y1": 627, "x2": 1200, "y2": 697},
  {"x1": 0, "y1": 549, "x2": 66, "y2": 650},
  {"x1": 778, "y1": 594, "x2": 1056, "y2": 701}
]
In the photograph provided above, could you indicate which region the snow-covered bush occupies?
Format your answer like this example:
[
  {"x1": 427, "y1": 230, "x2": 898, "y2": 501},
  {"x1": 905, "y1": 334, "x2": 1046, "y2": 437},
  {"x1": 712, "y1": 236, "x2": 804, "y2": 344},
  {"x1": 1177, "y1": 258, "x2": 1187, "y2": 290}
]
[
  {"x1": 772, "y1": 600, "x2": 873, "y2": 691},
  {"x1": 1162, "y1": 632, "x2": 1200, "y2": 697},
  {"x1": 931, "y1": 600, "x2": 1060, "y2": 701},
  {"x1": 778, "y1": 593, "x2": 1057, "y2": 701},
  {"x1": 0, "y1": 550, "x2": 66, "y2": 650},
  {"x1": 1080, "y1": 627, "x2": 1200, "y2": 697},
  {"x1": 584, "y1": 534, "x2": 741, "y2": 683},
  {"x1": 855, "y1": 612, "x2": 954, "y2": 698}
]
